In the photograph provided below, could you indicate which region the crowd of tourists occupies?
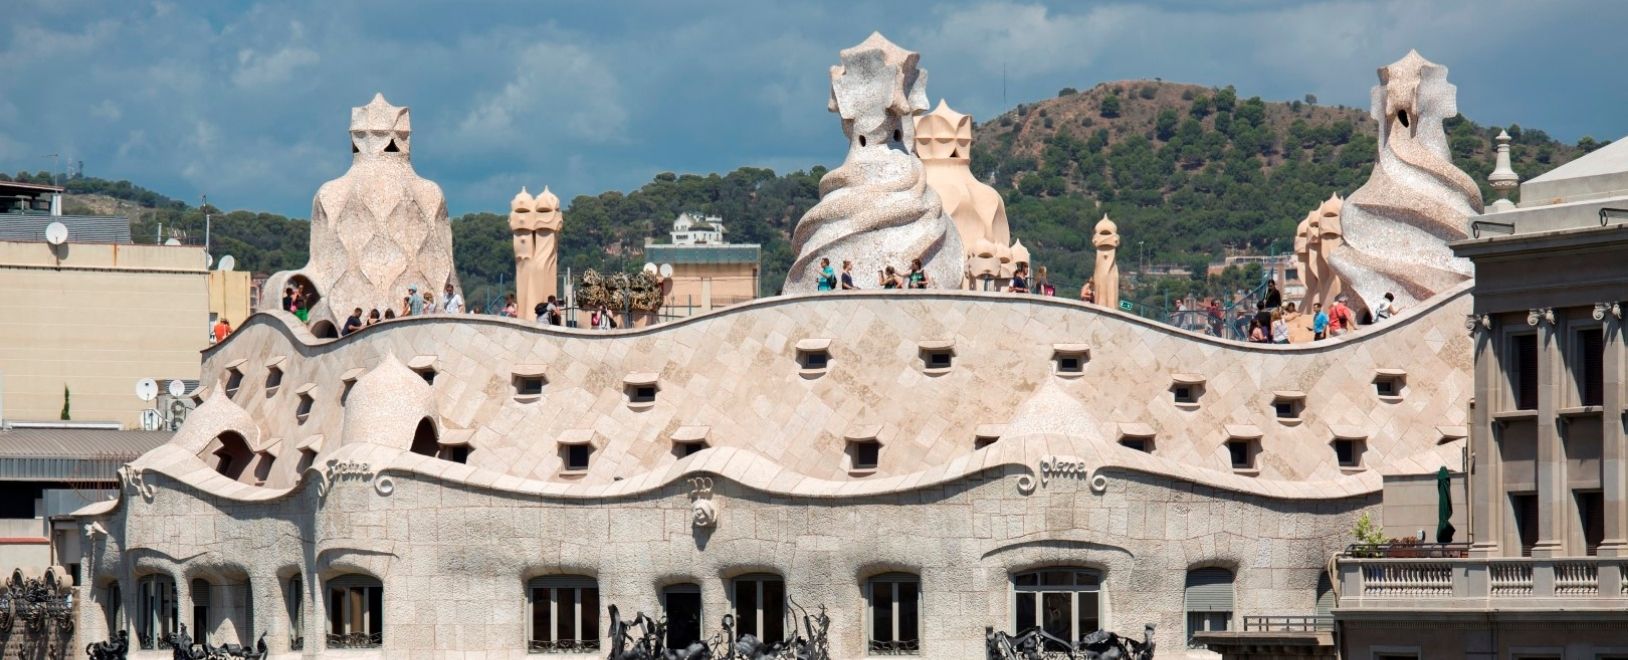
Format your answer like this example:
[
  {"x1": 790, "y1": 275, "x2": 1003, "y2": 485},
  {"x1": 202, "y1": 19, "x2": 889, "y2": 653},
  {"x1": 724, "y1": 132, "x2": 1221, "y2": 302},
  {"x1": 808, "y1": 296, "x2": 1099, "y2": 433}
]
[
  {"x1": 808, "y1": 256, "x2": 1059, "y2": 296},
  {"x1": 1185, "y1": 279, "x2": 1400, "y2": 345}
]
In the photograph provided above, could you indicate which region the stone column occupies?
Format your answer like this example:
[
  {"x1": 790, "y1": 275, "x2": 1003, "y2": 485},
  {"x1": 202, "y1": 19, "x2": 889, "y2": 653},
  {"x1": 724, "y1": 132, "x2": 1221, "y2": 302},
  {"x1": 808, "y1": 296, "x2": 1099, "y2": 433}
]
[
  {"x1": 1469, "y1": 316, "x2": 1504, "y2": 558},
  {"x1": 1597, "y1": 304, "x2": 1627, "y2": 557},
  {"x1": 1531, "y1": 308, "x2": 1567, "y2": 558}
]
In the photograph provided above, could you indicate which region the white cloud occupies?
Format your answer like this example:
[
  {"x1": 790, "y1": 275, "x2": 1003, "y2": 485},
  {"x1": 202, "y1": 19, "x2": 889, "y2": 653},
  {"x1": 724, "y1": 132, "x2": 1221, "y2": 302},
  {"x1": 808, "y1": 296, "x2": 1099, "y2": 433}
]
[
  {"x1": 90, "y1": 100, "x2": 121, "y2": 121},
  {"x1": 456, "y1": 41, "x2": 627, "y2": 146},
  {"x1": 233, "y1": 45, "x2": 320, "y2": 88}
]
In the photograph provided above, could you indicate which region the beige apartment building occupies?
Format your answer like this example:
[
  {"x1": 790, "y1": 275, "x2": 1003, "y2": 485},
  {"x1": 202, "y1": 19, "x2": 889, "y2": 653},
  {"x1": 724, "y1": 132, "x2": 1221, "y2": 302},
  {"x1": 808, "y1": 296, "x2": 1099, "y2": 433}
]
[
  {"x1": 1, "y1": 206, "x2": 210, "y2": 428},
  {"x1": 645, "y1": 237, "x2": 760, "y2": 318}
]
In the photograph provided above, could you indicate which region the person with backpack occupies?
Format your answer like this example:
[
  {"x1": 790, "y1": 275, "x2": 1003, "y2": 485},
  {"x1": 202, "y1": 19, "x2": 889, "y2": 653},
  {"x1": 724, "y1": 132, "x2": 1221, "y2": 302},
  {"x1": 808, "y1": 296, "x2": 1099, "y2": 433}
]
[
  {"x1": 816, "y1": 257, "x2": 837, "y2": 291},
  {"x1": 906, "y1": 258, "x2": 929, "y2": 289}
]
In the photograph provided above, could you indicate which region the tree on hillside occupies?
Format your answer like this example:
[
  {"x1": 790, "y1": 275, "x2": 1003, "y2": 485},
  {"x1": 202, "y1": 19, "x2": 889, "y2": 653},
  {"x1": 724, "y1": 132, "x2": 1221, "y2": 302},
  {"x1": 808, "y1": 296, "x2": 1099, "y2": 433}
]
[{"x1": 1099, "y1": 95, "x2": 1122, "y2": 118}]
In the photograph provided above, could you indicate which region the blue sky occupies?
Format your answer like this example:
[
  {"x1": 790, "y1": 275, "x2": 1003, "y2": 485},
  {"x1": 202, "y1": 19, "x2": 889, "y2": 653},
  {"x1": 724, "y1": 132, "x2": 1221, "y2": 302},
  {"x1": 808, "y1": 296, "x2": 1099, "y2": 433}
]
[{"x1": 2, "y1": 0, "x2": 1624, "y2": 218}]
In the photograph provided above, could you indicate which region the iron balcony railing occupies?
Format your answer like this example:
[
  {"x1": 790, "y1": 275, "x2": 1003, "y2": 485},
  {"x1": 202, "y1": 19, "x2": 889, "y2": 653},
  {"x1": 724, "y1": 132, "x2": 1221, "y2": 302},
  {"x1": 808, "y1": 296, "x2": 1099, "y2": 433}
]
[
  {"x1": 1242, "y1": 616, "x2": 1333, "y2": 632},
  {"x1": 1340, "y1": 542, "x2": 1471, "y2": 559}
]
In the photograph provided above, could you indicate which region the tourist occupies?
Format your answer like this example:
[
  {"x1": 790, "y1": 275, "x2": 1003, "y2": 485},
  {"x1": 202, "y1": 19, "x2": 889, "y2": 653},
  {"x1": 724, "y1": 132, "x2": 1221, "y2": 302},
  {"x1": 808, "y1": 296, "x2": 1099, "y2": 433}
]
[
  {"x1": 543, "y1": 295, "x2": 561, "y2": 325},
  {"x1": 1009, "y1": 264, "x2": 1029, "y2": 293},
  {"x1": 1079, "y1": 280, "x2": 1095, "y2": 303},
  {"x1": 1232, "y1": 307, "x2": 1250, "y2": 340},
  {"x1": 1271, "y1": 309, "x2": 1288, "y2": 344},
  {"x1": 366, "y1": 309, "x2": 381, "y2": 327},
  {"x1": 294, "y1": 289, "x2": 311, "y2": 322},
  {"x1": 1248, "y1": 318, "x2": 1267, "y2": 343},
  {"x1": 1263, "y1": 278, "x2": 1282, "y2": 310},
  {"x1": 383, "y1": 308, "x2": 397, "y2": 320},
  {"x1": 212, "y1": 318, "x2": 231, "y2": 343},
  {"x1": 840, "y1": 261, "x2": 857, "y2": 290},
  {"x1": 422, "y1": 292, "x2": 436, "y2": 315},
  {"x1": 502, "y1": 294, "x2": 517, "y2": 318},
  {"x1": 400, "y1": 296, "x2": 412, "y2": 317},
  {"x1": 342, "y1": 308, "x2": 363, "y2": 336},
  {"x1": 1207, "y1": 299, "x2": 1224, "y2": 337},
  {"x1": 879, "y1": 266, "x2": 903, "y2": 289},
  {"x1": 281, "y1": 287, "x2": 296, "y2": 313},
  {"x1": 535, "y1": 303, "x2": 549, "y2": 326},
  {"x1": 1035, "y1": 266, "x2": 1055, "y2": 296},
  {"x1": 443, "y1": 283, "x2": 464, "y2": 314},
  {"x1": 907, "y1": 258, "x2": 929, "y2": 289},
  {"x1": 1374, "y1": 292, "x2": 1396, "y2": 321},
  {"x1": 1312, "y1": 302, "x2": 1329, "y2": 341},
  {"x1": 1254, "y1": 300, "x2": 1272, "y2": 336},
  {"x1": 1331, "y1": 296, "x2": 1355, "y2": 336},
  {"x1": 594, "y1": 304, "x2": 615, "y2": 330},
  {"x1": 407, "y1": 285, "x2": 424, "y2": 316},
  {"x1": 816, "y1": 257, "x2": 837, "y2": 291}
]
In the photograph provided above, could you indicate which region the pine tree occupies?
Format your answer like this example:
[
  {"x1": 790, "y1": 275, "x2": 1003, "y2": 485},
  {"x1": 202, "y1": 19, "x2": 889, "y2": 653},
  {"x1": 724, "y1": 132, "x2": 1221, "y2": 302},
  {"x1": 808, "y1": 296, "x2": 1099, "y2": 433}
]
[{"x1": 60, "y1": 385, "x2": 71, "y2": 421}]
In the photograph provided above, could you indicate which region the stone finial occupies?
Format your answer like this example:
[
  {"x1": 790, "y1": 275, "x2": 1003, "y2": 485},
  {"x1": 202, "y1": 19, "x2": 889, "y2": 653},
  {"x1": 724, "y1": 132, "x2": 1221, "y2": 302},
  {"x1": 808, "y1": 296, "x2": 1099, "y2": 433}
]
[
  {"x1": 828, "y1": 31, "x2": 930, "y2": 148},
  {"x1": 349, "y1": 93, "x2": 411, "y2": 156},
  {"x1": 916, "y1": 99, "x2": 971, "y2": 161},
  {"x1": 534, "y1": 186, "x2": 561, "y2": 213},
  {"x1": 916, "y1": 98, "x2": 1011, "y2": 288},
  {"x1": 510, "y1": 187, "x2": 533, "y2": 215},
  {"x1": 1486, "y1": 130, "x2": 1520, "y2": 213},
  {"x1": 1010, "y1": 239, "x2": 1031, "y2": 266},
  {"x1": 1327, "y1": 50, "x2": 1481, "y2": 314},
  {"x1": 1092, "y1": 215, "x2": 1121, "y2": 309}
]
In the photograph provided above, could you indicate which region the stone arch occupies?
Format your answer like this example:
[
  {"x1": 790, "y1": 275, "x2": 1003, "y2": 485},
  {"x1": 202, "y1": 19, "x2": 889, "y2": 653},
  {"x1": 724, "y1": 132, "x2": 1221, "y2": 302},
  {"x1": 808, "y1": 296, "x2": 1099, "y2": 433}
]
[
  {"x1": 310, "y1": 320, "x2": 339, "y2": 339},
  {"x1": 409, "y1": 417, "x2": 438, "y2": 458},
  {"x1": 208, "y1": 431, "x2": 254, "y2": 481}
]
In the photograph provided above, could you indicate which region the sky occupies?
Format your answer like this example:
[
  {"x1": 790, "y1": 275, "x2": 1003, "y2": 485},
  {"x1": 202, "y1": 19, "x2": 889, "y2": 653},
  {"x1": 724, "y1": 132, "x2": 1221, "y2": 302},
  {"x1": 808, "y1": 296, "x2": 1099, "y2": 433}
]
[{"x1": 2, "y1": 0, "x2": 1625, "y2": 218}]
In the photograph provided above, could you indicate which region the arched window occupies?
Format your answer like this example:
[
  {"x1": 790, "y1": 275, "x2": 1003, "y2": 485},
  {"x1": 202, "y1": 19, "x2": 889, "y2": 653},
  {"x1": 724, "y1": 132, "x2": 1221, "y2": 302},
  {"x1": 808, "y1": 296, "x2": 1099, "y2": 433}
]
[
  {"x1": 1012, "y1": 568, "x2": 1101, "y2": 650},
  {"x1": 136, "y1": 574, "x2": 177, "y2": 650},
  {"x1": 286, "y1": 575, "x2": 304, "y2": 651},
  {"x1": 662, "y1": 583, "x2": 703, "y2": 649},
  {"x1": 867, "y1": 572, "x2": 920, "y2": 654},
  {"x1": 326, "y1": 574, "x2": 382, "y2": 649},
  {"x1": 527, "y1": 575, "x2": 599, "y2": 653},
  {"x1": 732, "y1": 573, "x2": 786, "y2": 644},
  {"x1": 210, "y1": 432, "x2": 253, "y2": 480},
  {"x1": 409, "y1": 418, "x2": 439, "y2": 458},
  {"x1": 1185, "y1": 567, "x2": 1235, "y2": 647}
]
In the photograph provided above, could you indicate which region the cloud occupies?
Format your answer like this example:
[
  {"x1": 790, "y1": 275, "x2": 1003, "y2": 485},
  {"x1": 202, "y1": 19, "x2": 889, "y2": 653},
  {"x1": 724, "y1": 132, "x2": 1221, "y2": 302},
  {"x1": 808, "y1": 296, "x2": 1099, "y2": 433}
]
[
  {"x1": 456, "y1": 41, "x2": 627, "y2": 146},
  {"x1": 233, "y1": 44, "x2": 320, "y2": 88},
  {"x1": 90, "y1": 100, "x2": 121, "y2": 121}
]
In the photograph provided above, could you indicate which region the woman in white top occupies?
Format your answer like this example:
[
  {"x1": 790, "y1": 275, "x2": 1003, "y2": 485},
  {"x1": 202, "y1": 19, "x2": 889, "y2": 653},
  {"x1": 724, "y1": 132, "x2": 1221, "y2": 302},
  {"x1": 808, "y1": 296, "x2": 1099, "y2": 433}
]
[
  {"x1": 1374, "y1": 292, "x2": 1396, "y2": 320},
  {"x1": 1271, "y1": 309, "x2": 1289, "y2": 344}
]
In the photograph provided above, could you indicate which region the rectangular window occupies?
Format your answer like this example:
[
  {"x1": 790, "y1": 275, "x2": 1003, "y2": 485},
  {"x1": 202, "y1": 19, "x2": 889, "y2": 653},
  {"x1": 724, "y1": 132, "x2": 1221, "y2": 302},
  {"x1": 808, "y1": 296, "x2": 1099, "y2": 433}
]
[
  {"x1": 528, "y1": 580, "x2": 599, "y2": 653},
  {"x1": 1334, "y1": 440, "x2": 1358, "y2": 467},
  {"x1": 137, "y1": 575, "x2": 177, "y2": 651},
  {"x1": 1185, "y1": 612, "x2": 1230, "y2": 648},
  {"x1": 868, "y1": 575, "x2": 920, "y2": 654},
  {"x1": 566, "y1": 445, "x2": 591, "y2": 471},
  {"x1": 1576, "y1": 490, "x2": 1604, "y2": 556},
  {"x1": 662, "y1": 585, "x2": 703, "y2": 649},
  {"x1": 515, "y1": 376, "x2": 545, "y2": 397},
  {"x1": 733, "y1": 576, "x2": 785, "y2": 645},
  {"x1": 1576, "y1": 328, "x2": 1605, "y2": 407},
  {"x1": 1228, "y1": 441, "x2": 1252, "y2": 469},
  {"x1": 326, "y1": 577, "x2": 382, "y2": 649},
  {"x1": 1120, "y1": 438, "x2": 1150, "y2": 453},
  {"x1": 1511, "y1": 493, "x2": 1539, "y2": 557},
  {"x1": 1512, "y1": 334, "x2": 1539, "y2": 410}
]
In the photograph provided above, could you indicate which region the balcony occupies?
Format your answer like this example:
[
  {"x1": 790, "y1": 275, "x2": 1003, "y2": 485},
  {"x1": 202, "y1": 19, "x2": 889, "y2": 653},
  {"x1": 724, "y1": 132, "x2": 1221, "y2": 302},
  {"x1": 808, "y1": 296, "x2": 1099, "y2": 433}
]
[
  {"x1": 1191, "y1": 616, "x2": 1335, "y2": 656},
  {"x1": 1335, "y1": 556, "x2": 1628, "y2": 610}
]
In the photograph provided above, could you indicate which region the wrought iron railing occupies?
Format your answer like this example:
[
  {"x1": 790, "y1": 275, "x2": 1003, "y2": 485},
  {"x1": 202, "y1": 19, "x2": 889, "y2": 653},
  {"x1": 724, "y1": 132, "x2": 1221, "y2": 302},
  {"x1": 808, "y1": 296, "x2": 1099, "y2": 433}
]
[
  {"x1": 326, "y1": 631, "x2": 383, "y2": 649},
  {"x1": 868, "y1": 638, "x2": 921, "y2": 654},
  {"x1": 528, "y1": 638, "x2": 601, "y2": 653},
  {"x1": 289, "y1": 635, "x2": 304, "y2": 651},
  {"x1": 1242, "y1": 616, "x2": 1333, "y2": 632},
  {"x1": 1341, "y1": 542, "x2": 1470, "y2": 558}
]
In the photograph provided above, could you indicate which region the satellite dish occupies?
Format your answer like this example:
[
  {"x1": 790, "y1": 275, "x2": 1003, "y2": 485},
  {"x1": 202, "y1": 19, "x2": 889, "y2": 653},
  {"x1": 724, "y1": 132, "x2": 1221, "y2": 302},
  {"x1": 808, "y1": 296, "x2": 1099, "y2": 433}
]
[
  {"x1": 135, "y1": 378, "x2": 159, "y2": 402},
  {"x1": 659, "y1": 263, "x2": 674, "y2": 278},
  {"x1": 167, "y1": 379, "x2": 186, "y2": 398},
  {"x1": 164, "y1": 238, "x2": 181, "y2": 246},
  {"x1": 206, "y1": 254, "x2": 215, "y2": 268},
  {"x1": 642, "y1": 262, "x2": 657, "y2": 275},
  {"x1": 45, "y1": 222, "x2": 69, "y2": 245},
  {"x1": 218, "y1": 255, "x2": 236, "y2": 272}
]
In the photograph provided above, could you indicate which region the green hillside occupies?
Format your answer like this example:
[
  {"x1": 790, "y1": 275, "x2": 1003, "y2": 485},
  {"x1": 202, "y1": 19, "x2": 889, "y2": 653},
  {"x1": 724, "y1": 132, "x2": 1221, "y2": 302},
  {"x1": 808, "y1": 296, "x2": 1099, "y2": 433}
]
[{"x1": 3, "y1": 80, "x2": 1602, "y2": 310}]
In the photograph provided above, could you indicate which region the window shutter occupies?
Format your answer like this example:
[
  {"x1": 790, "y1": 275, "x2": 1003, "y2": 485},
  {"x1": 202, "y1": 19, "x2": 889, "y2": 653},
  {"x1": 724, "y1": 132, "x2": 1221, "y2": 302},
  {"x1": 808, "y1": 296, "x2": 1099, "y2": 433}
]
[
  {"x1": 191, "y1": 580, "x2": 211, "y2": 607},
  {"x1": 1315, "y1": 572, "x2": 1335, "y2": 616},
  {"x1": 1184, "y1": 568, "x2": 1234, "y2": 612}
]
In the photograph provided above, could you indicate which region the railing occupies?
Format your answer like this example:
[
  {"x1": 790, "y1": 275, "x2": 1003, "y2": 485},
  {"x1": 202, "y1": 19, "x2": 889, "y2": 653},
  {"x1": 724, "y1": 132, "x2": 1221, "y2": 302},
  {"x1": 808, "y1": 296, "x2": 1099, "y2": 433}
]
[
  {"x1": 327, "y1": 632, "x2": 383, "y2": 649},
  {"x1": 528, "y1": 638, "x2": 601, "y2": 653},
  {"x1": 1242, "y1": 616, "x2": 1333, "y2": 632},
  {"x1": 868, "y1": 639, "x2": 921, "y2": 654},
  {"x1": 1341, "y1": 542, "x2": 1470, "y2": 559},
  {"x1": 1360, "y1": 562, "x2": 1453, "y2": 597},
  {"x1": 1555, "y1": 562, "x2": 1599, "y2": 596},
  {"x1": 1488, "y1": 562, "x2": 1533, "y2": 596}
]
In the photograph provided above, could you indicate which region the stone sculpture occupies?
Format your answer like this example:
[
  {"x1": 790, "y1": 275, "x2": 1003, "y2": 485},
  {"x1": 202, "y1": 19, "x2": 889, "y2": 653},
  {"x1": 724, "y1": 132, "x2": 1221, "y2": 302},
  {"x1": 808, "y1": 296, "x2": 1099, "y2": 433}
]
[
  {"x1": 1328, "y1": 50, "x2": 1482, "y2": 312},
  {"x1": 916, "y1": 99, "x2": 1010, "y2": 288},
  {"x1": 1091, "y1": 215, "x2": 1120, "y2": 309},
  {"x1": 1309, "y1": 194, "x2": 1347, "y2": 308},
  {"x1": 1293, "y1": 210, "x2": 1317, "y2": 307},
  {"x1": 786, "y1": 33, "x2": 964, "y2": 292},
  {"x1": 511, "y1": 186, "x2": 564, "y2": 321},
  {"x1": 86, "y1": 631, "x2": 129, "y2": 660},
  {"x1": 606, "y1": 602, "x2": 828, "y2": 660},
  {"x1": 261, "y1": 93, "x2": 460, "y2": 327},
  {"x1": 985, "y1": 623, "x2": 1154, "y2": 659}
]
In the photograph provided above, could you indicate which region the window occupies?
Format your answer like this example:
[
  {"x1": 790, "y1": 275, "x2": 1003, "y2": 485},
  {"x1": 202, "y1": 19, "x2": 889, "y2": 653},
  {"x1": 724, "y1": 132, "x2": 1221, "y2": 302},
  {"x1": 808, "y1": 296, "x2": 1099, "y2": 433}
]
[
  {"x1": 446, "y1": 446, "x2": 470, "y2": 464},
  {"x1": 224, "y1": 368, "x2": 244, "y2": 398},
  {"x1": 528, "y1": 576, "x2": 600, "y2": 653},
  {"x1": 136, "y1": 574, "x2": 177, "y2": 650},
  {"x1": 1575, "y1": 328, "x2": 1605, "y2": 407},
  {"x1": 662, "y1": 584, "x2": 703, "y2": 649},
  {"x1": 1052, "y1": 346, "x2": 1089, "y2": 377},
  {"x1": 563, "y1": 444, "x2": 592, "y2": 472},
  {"x1": 211, "y1": 432, "x2": 253, "y2": 481},
  {"x1": 409, "y1": 357, "x2": 438, "y2": 385},
  {"x1": 1174, "y1": 386, "x2": 1195, "y2": 403},
  {"x1": 1184, "y1": 568, "x2": 1234, "y2": 648},
  {"x1": 1119, "y1": 437, "x2": 1151, "y2": 453},
  {"x1": 673, "y1": 440, "x2": 708, "y2": 458},
  {"x1": 867, "y1": 573, "x2": 920, "y2": 654},
  {"x1": 848, "y1": 439, "x2": 882, "y2": 472},
  {"x1": 922, "y1": 350, "x2": 953, "y2": 371},
  {"x1": 326, "y1": 574, "x2": 382, "y2": 648},
  {"x1": 797, "y1": 348, "x2": 830, "y2": 371},
  {"x1": 296, "y1": 392, "x2": 314, "y2": 424},
  {"x1": 732, "y1": 574, "x2": 786, "y2": 644},
  {"x1": 1012, "y1": 569, "x2": 1101, "y2": 651},
  {"x1": 265, "y1": 365, "x2": 283, "y2": 395},
  {"x1": 409, "y1": 418, "x2": 439, "y2": 458},
  {"x1": 1511, "y1": 334, "x2": 1539, "y2": 410},
  {"x1": 287, "y1": 575, "x2": 304, "y2": 651},
  {"x1": 191, "y1": 579, "x2": 210, "y2": 641},
  {"x1": 1056, "y1": 355, "x2": 1084, "y2": 374},
  {"x1": 975, "y1": 436, "x2": 999, "y2": 450},
  {"x1": 1227, "y1": 440, "x2": 1254, "y2": 470},
  {"x1": 515, "y1": 375, "x2": 546, "y2": 397},
  {"x1": 1576, "y1": 490, "x2": 1604, "y2": 556},
  {"x1": 1511, "y1": 493, "x2": 1539, "y2": 557},
  {"x1": 1333, "y1": 439, "x2": 1363, "y2": 468},
  {"x1": 1271, "y1": 392, "x2": 1305, "y2": 420},
  {"x1": 632, "y1": 386, "x2": 657, "y2": 402}
]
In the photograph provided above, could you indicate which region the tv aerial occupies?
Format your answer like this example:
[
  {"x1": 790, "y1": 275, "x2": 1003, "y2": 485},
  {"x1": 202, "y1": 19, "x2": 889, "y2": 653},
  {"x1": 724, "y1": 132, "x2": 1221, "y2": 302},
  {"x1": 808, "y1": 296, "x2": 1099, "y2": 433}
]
[
  {"x1": 167, "y1": 379, "x2": 187, "y2": 398},
  {"x1": 45, "y1": 221, "x2": 69, "y2": 245},
  {"x1": 135, "y1": 378, "x2": 159, "y2": 402}
]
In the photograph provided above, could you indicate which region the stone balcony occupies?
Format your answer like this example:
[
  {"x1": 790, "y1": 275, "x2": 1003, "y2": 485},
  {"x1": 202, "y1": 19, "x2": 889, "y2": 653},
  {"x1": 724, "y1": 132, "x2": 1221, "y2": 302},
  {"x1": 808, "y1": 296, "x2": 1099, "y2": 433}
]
[{"x1": 1335, "y1": 556, "x2": 1628, "y2": 610}]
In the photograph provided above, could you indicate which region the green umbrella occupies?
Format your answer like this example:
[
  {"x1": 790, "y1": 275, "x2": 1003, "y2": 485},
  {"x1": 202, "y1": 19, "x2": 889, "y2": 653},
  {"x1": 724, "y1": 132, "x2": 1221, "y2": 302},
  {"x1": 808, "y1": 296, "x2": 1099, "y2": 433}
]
[{"x1": 1436, "y1": 466, "x2": 1456, "y2": 543}]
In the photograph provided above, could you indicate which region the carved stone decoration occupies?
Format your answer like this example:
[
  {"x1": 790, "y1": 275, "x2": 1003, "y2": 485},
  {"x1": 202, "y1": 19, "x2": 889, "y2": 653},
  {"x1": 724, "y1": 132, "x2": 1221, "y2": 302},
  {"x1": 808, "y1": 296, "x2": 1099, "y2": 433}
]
[
  {"x1": 315, "y1": 460, "x2": 375, "y2": 498},
  {"x1": 1091, "y1": 215, "x2": 1120, "y2": 309},
  {"x1": 608, "y1": 601, "x2": 829, "y2": 659},
  {"x1": 688, "y1": 476, "x2": 717, "y2": 528},
  {"x1": 1527, "y1": 307, "x2": 1555, "y2": 327},
  {"x1": 785, "y1": 32, "x2": 965, "y2": 293},
  {"x1": 261, "y1": 94, "x2": 459, "y2": 327},
  {"x1": 1593, "y1": 301, "x2": 1623, "y2": 322},
  {"x1": 1309, "y1": 195, "x2": 1348, "y2": 309},
  {"x1": 986, "y1": 622, "x2": 1155, "y2": 659},
  {"x1": 117, "y1": 465, "x2": 156, "y2": 501},
  {"x1": 86, "y1": 630, "x2": 130, "y2": 660},
  {"x1": 1293, "y1": 211, "x2": 1317, "y2": 307},
  {"x1": 1328, "y1": 50, "x2": 1483, "y2": 312},
  {"x1": 916, "y1": 99, "x2": 1010, "y2": 288},
  {"x1": 511, "y1": 186, "x2": 564, "y2": 321}
]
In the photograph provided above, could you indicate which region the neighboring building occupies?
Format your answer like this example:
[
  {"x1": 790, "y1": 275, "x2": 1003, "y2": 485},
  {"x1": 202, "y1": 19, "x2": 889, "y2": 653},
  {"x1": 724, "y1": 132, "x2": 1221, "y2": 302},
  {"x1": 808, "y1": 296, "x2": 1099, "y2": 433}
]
[
  {"x1": 1, "y1": 198, "x2": 209, "y2": 429},
  {"x1": 1328, "y1": 139, "x2": 1628, "y2": 658},
  {"x1": 208, "y1": 269, "x2": 255, "y2": 332},
  {"x1": 645, "y1": 213, "x2": 760, "y2": 317},
  {"x1": 669, "y1": 212, "x2": 727, "y2": 245}
]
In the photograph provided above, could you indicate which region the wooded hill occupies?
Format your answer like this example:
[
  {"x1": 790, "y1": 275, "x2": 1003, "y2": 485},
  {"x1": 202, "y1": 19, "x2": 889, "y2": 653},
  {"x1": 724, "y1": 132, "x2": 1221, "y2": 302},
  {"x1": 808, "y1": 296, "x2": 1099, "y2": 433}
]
[{"x1": 5, "y1": 81, "x2": 1600, "y2": 309}]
